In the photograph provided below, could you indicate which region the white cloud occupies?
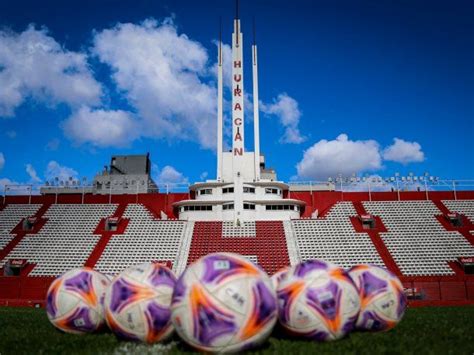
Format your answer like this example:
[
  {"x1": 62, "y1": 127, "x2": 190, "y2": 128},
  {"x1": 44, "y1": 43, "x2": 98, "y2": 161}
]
[
  {"x1": 0, "y1": 153, "x2": 4, "y2": 170},
  {"x1": 200, "y1": 171, "x2": 208, "y2": 181},
  {"x1": 92, "y1": 19, "x2": 217, "y2": 149},
  {"x1": 62, "y1": 106, "x2": 139, "y2": 147},
  {"x1": 6, "y1": 130, "x2": 16, "y2": 139},
  {"x1": 261, "y1": 93, "x2": 305, "y2": 144},
  {"x1": 296, "y1": 134, "x2": 382, "y2": 180},
  {"x1": 383, "y1": 138, "x2": 425, "y2": 164},
  {"x1": 210, "y1": 42, "x2": 232, "y2": 90},
  {"x1": 0, "y1": 25, "x2": 102, "y2": 117},
  {"x1": 25, "y1": 163, "x2": 41, "y2": 182},
  {"x1": 44, "y1": 161, "x2": 78, "y2": 182},
  {"x1": 153, "y1": 165, "x2": 188, "y2": 184},
  {"x1": 45, "y1": 138, "x2": 60, "y2": 151}
]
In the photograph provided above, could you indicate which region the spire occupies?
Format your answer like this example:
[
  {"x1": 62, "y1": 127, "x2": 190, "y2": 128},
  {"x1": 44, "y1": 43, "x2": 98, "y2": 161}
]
[
  {"x1": 253, "y1": 16, "x2": 256, "y2": 45},
  {"x1": 218, "y1": 16, "x2": 222, "y2": 66},
  {"x1": 216, "y1": 16, "x2": 223, "y2": 181},
  {"x1": 252, "y1": 17, "x2": 260, "y2": 181},
  {"x1": 236, "y1": 0, "x2": 239, "y2": 20}
]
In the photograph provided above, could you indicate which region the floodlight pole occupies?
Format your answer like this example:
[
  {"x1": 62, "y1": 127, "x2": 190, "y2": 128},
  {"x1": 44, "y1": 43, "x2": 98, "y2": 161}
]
[
  {"x1": 453, "y1": 180, "x2": 457, "y2": 200},
  {"x1": 136, "y1": 182, "x2": 139, "y2": 204},
  {"x1": 28, "y1": 185, "x2": 32, "y2": 205},
  {"x1": 395, "y1": 175, "x2": 400, "y2": 201},
  {"x1": 3, "y1": 185, "x2": 6, "y2": 205},
  {"x1": 424, "y1": 179, "x2": 428, "y2": 200},
  {"x1": 368, "y1": 181, "x2": 372, "y2": 201}
]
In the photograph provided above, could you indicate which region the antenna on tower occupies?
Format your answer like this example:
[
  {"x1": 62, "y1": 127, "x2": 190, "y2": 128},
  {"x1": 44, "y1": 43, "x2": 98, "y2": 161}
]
[
  {"x1": 253, "y1": 17, "x2": 256, "y2": 46},
  {"x1": 219, "y1": 16, "x2": 222, "y2": 66},
  {"x1": 236, "y1": 0, "x2": 239, "y2": 20}
]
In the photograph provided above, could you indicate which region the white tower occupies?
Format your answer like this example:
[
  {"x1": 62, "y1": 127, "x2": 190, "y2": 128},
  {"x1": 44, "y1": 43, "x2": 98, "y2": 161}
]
[
  {"x1": 231, "y1": 6, "x2": 245, "y2": 222},
  {"x1": 252, "y1": 24, "x2": 261, "y2": 181},
  {"x1": 174, "y1": 3, "x2": 306, "y2": 222},
  {"x1": 216, "y1": 21, "x2": 223, "y2": 182}
]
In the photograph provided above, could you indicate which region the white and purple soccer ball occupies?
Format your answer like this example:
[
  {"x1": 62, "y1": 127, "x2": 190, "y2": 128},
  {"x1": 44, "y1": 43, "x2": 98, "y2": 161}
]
[
  {"x1": 171, "y1": 252, "x2": 278, "y2": 353},
  {"x1": 349, "y1": 264, "x2": 407, "y2": 331},
  {"x1": 277, "y1": 259, "x2": 360, "y2": 341},
  {"x1": 103, "y1": 263, "x2": 177, "y2": 343},
  {"x1": 46, "y1": 267, "x2": 110, "y2": 334}
]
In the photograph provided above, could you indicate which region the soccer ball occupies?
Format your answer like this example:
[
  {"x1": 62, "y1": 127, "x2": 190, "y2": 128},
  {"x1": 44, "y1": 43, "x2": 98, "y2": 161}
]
[
  {"x1": 104, "y1": 263, "x2": 177, "y2": 343},
  {"x1": 271, "y1": 266, "x2": 290, "y2": 290},
  {"x1": 46, "y1": 267, "x2": 110, "y2": 334},
  {"x1": 171, "y1": 252, "x2": 277, "y2": 353},
  {"x1": 277, "y1": 259, "x2": 360, "y2": 341},
  {"x1": 348, "y1": 264, "x2": 407, "y2": 331}
]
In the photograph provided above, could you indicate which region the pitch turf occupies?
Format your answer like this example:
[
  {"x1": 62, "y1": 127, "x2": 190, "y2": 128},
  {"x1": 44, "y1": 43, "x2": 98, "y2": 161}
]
[{"x1": 0, "y1": 306, "x2": 473, "y2": 354}]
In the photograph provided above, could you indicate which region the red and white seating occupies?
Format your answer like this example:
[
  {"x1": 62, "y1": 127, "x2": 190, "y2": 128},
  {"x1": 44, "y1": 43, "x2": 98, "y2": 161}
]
[
  {"x1": 363, "y1": 200, "x2": 474, "y2": 276},
  {"x1": 291, "y1": 202, "x2": 385, "y2": 269},
  {"x1": 187, "y1": 221, "x2": 289, "y2": 274},
  {"x1": 1, "y1": 204, "x2": 117, "y2": 276},
  {"x1": 0, "y1": 204, "x2": 42, "y2": 250},
  {"x1": 94, "y1": 204, "x2": 187, "y2": 275},
  {"x1": 442, "y1": 199, "x2": 474, "y2": 223}
]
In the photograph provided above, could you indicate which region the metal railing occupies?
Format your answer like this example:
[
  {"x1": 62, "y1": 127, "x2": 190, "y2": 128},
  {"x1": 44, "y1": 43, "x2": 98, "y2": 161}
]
[
  {"x1": 1, "y1": 183, "x2": 191, "y2": 205},
  {"x1": 288, "y1": 179, "x2": 474, "y2": 201},
  {"x1": 1, "y1": 179, "x2": 473, "y2": 204}
]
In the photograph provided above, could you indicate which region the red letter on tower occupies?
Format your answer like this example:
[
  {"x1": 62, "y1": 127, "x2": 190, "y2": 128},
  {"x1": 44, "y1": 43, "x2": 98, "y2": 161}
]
[
  {"x1": 234, "y1": 148, "x2": 243, "y2": 156},
  {"x1": 234, "y1": 85, "x2": 242, "y2": 97}
]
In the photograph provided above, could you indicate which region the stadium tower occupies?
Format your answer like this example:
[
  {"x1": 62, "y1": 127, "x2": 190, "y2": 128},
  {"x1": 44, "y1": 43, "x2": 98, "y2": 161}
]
[{"x1": 174, "y1": 1, "x2": 305, "y2": 223}]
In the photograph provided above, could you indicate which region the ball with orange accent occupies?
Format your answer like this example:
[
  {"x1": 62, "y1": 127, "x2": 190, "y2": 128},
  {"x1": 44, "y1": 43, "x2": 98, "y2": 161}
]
[
  {"x1": 46, "y1": 267, "x2": 110, "y2": 334},
  {"x1": 103, "y1": 262, "x2": 177, "y2": 343},
  {"x1": 348, "y1": 264, "x2": 407, "y2": 331},
  {"x1": 171, "y1": 252, "x2": 278, "y2": 353},
  {"x1": 277, "y1": 259, "x2": 361, "y2": 341}
]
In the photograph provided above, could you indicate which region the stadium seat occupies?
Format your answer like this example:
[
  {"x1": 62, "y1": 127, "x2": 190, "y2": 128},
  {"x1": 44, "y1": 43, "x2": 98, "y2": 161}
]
[
  {"x1": 0, "y1": 204, "x2": 117, "y2": 276},
  {"x1": 94, "y1": 204, "x2": 187, "y2": 275},
  {"x1": 291, "y1": 202, "x2": 385, "y2": 269},
  {"x1": 363, "y1": 200, "x2": 474, "y2": 276}
]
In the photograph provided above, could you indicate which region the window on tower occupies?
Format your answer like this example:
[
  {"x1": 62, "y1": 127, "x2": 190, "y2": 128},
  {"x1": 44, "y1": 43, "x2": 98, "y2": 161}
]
[{"x1": 265, "y1": 188, "x2": 280, "y2": 195}]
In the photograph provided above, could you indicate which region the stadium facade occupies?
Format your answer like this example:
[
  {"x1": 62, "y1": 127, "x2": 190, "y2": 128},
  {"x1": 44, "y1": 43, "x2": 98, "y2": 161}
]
[{"x1": 0, "y1": 8, "x2": 473, "y2": 307}]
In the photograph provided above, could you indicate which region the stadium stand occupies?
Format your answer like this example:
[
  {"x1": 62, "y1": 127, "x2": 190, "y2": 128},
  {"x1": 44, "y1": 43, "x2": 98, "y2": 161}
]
[
  {"x1": 94, "y1": 204, "x2": 187, "y2": 275},
  {"x1": 363, "y1": 200, "x2": 474, "y2": 276},
  {"x1": 442, "y1": 199, "x2": 474, "y2": 222},
  {"x1": 0, "y1": 192, "x2": 473, "y2": 306},
  {"x1": 0, "y1": 204, "x2": 42, "y2": 250},
  {"x1": 1, "y1": 204, "x2": 117, "y2": 276},
  {"x1": 187, "y1": 221, "x2": 289, "y2": 274},
  {"x1": 291, "y1": 202, "x2": 386, "y2": 269}
]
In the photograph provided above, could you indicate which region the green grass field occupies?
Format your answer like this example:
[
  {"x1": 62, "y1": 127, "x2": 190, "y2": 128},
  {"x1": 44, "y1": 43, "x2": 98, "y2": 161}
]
[{"x1": 0, "y1": 306, "x2": 473, "y2": 354}]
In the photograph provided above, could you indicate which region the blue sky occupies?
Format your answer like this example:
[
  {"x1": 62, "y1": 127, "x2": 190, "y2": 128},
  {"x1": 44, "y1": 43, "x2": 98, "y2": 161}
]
[{"x1": 0, "y1": 0, "x2": 473, "y2": 189}]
